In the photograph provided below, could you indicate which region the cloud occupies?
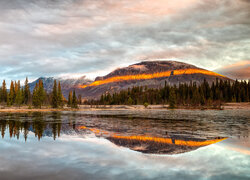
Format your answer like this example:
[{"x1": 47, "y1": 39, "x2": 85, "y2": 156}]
[
  {"x1": 0, "y1": 0, "x2": 250, "y2": 84},
  {"x1": 215, "y1": 60, "x2": 250, "y2": 80}
]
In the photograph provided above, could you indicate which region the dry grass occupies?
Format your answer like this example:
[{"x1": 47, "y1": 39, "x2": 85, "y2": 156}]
[{"x1": 0, "y1": 103, "x2": 249, "y2": 113}]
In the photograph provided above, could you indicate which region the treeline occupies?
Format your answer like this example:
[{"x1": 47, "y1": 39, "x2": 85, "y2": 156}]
[
  {"x1": 87, "y1": 79, "x2": 250, "y2": 108},
  {"x1": 0, "y1": 78, "x2": 80, "y2": 108}
]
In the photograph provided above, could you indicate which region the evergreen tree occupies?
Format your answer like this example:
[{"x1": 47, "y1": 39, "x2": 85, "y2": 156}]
[
  {"x1": 57, "y1": 81, "x2": 63, "y2": 108},
  {"x1": 127, "y1": 96, "x2": 133, "y2": 105},
  {"x1": 67, "y1": 91, "x2": 72, "y2": 107},
  {"x1": 0, "y1": 87, "x2": 2, "y2": 102},
  {"x1": 24, "y1": 77, "x2": 31, "y2": 104},
  {"x1": 1, "y1": 80, "x2": 7, "y2": 102},
  {"x1": 169, "y1": 88, "x2": 176, "y2": 109},
  {"x1": 37, "y1": 80, "x2": 45, "y2": 108},
  {"x1": 78, "y1": 94, "x2": 82, "y2": 105},
  {"x1": 72, "y1": 90, "x2": 78, "y2": 108},
  {"x1": 6, "y1": 93, "x2": 10, "y2": 106},
  {"x1": 9, "y1": 81, "x2": 15, "y2": 105},
  {"x1": 32, "y1": 80, "x2": 45, "y2": 108},
  {"x1": 51, "y1": 80, "x2": 58, "y2": 108},
  {"x1": 15, "y1": 81, "x2": 23, "y2": 107},
  {"x1": 14, "y1": 81, "x2": 18, "y2": 98},
  {"x1": 32, "y1": 83, "x2": 39, "y2": 108}
]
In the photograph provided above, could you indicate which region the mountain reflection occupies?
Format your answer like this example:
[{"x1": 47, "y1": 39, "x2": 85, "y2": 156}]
[
  {"x1": 78, "y1": 126, "x2": 226, "y2": 154},
  {"x1": 0, "y1": 112, "x2": 229, "y2": 155}
]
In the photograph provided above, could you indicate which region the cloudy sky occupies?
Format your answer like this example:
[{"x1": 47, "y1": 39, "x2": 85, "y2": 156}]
[{"x1": 0, "y1": 0, "x2": 250, "y2": 84}]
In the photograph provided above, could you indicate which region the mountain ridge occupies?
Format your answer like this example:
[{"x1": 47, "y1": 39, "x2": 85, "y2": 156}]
[
  {"x1": 29, "y1": 60, "x2": 232, "y2": 99},
  {"x1": 75, "y1": 60, "x2": 231, "y2": 99}
]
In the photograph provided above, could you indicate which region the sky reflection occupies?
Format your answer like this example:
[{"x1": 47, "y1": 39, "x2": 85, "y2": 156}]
[{"x1": 0, "y1": 132, "x2": 249, "y2": 180}]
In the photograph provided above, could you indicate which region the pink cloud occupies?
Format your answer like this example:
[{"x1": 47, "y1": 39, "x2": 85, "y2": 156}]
[{"x1": 215, "y1": 60, "x2": 250, "y2": 80}]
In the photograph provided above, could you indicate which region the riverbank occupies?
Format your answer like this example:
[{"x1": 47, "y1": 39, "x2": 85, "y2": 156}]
[{"x1": 0, "y1": 103, "x2": 249, "y2": 113}]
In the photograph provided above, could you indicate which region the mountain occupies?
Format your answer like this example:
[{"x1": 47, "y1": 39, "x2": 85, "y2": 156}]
[
  {"x1": 29, "y1": 60, "x2": 232, "y2": 99},
  {"x1": 29, "y1": 76, "x2": 92, "y2": 98},
  {"x1": 76, "y1": 61, "x2": 232, "y2": 99}
]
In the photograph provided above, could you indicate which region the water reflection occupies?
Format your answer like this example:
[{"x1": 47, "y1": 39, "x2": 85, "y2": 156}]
[
  {"x1": 0, "y1": 112, "x2": 231, "y2": 154},
  {"x1": 78, "y1": 125, "x2": 226, "y2": 154},
  {"x1": 0, "y1": 112, "x2": 62, "y2": 141},
  {"x1": 0, "y1": 110, "x2": 249, "y2": 180}
]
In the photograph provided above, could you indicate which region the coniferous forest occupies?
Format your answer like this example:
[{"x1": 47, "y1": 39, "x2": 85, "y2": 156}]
[
  {"x1": 0, "y1": 78, "x2": 249, "y2": 109},
  {"x1": 86, "y1": 79, "x2": 250, "y2": 109},
  {"x1": 0, "y1": 78, "x2": 80, "y2": 108}
]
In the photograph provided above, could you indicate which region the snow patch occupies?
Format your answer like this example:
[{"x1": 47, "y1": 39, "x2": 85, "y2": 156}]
[{"x1": 128, "y1": 65, "x2": 148, "y2": 71}]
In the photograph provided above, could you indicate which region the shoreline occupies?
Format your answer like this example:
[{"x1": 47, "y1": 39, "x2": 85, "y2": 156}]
[{"x1": 0, "y1": 103, "x2": 249, "y2": 113}]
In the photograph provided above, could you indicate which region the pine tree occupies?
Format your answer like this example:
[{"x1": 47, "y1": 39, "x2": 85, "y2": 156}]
[
  {"x1": 127, "y1": 97, "x2": 133, "y2": 105},
  {"x1": 32, "y1": 80, "x2": 45, "y2": 108},
  {"x1": 15, "y1": 81, "x2": 23, "y2": 107},
  {"x1": 51, "y1": 80, "x2": 58, "y2": 108},
  {"x1": 0, "y1": 87, "x2": 2, "y2": 102},
  {"x1": 37, "y1": 80, "x2": 45, "y2": 108},
  {"x1": 169, "y1": 88, "x2": 176, "y2": 109},
  {"x1": 1, "y1": 80, "x2": 7, "y2": 103},
  {"x1": 24, "y1": 77, "x2": 31, "y2": 104},
  {"x1": 72, "y1": 90, "x2": 78, "y2": 108},
  {"x1": 14, "y1": 81, "x2": 18, "y2": 99},
  {"x1": 67, "y1": 91, "x2": 72, "y2": 107},
  {"x1": 32, "y1": 83, "x2": 39, "y2": 108},
  {"x1": 9, "y1": 81, "x2": 15, "y2": 105},
  {"x1": 57, "y1": 81, "x2": 63, "y2": 108},
  {"x1": 6, "y1": 93, "x2": 10, "y2": 106},
  {"x1": 78, "y1": 94, "x2": 82, "y2": 105}
]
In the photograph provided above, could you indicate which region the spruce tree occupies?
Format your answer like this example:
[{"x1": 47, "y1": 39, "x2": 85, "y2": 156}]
[
  {"x1": 32, "y1": 83, "x2": 39, "y2": 108},
  {"x1": 67, "y1": 91, "x2": 72, "y2": 107},
  {"x1": 0, "y1": 87, "x2": 2, "y2": 103},
  {"x1": 14, "y1": 81, "x2": 18, "y2": 98},
  {"x1": 1, "y1": 80, "x2": 7, "y2": 103},
  {"x1": 169, "y1": 88, "x2": 176, "y2": 109},
  {"x1": 32, "y1": 81, "x2": 45, "y2": 108},
  {"x1": 24, "y1": 77, "x2": 31, "y2": 104},
  {"x1": 51, "y1": 80, "x2": 58, "y2": 108},
  {"x1": 15, "y1": 81, "x2": 23, "y2": 107},
  {"x1": 6, "y1": 93, "x2": 10, "y2": 106},
  {"x1": 38, "y1": 80, "x2": 45, "y2": 108},
  {"x1": 78, "y1": 94, "x2": 82, "y2": 105},
  {"x1": 9, "y1": 81, "x2": 15, "y2": 105},
  {"x1": 127, "y1": 97, "x2": 133, "y2": 105},
  {"x1": 72, "y1": 90, "x2": 78, "y2": 108},
  {"x1": 57, "y1": 81, "x2": 63, "y2": 108}
]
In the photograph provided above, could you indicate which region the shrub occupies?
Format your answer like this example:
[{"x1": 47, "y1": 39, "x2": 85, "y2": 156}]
[{"x1": 143, "y1": 102, "x2": 149, "y2": 108}]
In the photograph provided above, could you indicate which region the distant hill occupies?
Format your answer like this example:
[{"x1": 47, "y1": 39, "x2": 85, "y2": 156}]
[
  {"x1": 29, "y1": 61, "x2": 232, "y2": 99},
  {"x1": 75, "y1": 61, "x2": 232, "y2": 99}
]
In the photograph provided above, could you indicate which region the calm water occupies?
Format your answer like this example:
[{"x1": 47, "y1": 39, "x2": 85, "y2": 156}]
[{"x1": 0, "y1": 110, "x2": 249, "y2": 180}]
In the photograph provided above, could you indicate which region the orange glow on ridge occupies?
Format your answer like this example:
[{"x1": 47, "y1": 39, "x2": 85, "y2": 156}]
[{"x1": 79, "y1": 68, "x2": 225, "y2": 88}]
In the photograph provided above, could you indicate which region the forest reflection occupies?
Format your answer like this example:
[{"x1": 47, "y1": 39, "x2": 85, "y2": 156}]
[
  {"x1": 0, "y1": 112, "x2": 63, "y2": 141},
  {"x1": 0, "y1": 112, "x2": 230, "y2": 154}
]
